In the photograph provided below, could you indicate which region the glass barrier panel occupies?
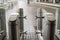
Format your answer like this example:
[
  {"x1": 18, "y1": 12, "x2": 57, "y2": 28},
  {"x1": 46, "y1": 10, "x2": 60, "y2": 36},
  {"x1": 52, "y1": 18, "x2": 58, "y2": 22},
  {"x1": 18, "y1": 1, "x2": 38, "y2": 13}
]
[{"x1": 0, "y1": 19, "x2": 1, "y2": 31}]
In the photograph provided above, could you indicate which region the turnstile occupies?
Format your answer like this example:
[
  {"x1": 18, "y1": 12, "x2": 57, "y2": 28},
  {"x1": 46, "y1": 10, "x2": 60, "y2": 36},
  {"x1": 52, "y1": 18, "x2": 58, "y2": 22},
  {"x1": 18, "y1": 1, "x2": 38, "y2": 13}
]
[
  {"x1": 42, "y1": 13, "x2": 55, "y2": 40},
  {"x1": 9, "y1": 14, "x2": 20, "y2": 40}
]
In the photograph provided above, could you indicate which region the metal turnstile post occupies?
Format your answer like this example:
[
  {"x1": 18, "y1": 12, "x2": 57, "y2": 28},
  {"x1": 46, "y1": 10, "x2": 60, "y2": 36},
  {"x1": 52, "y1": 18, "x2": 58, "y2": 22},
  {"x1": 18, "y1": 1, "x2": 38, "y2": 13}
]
[{"x1": 48, "y1": 20, "x2": 55, "y2": 40}]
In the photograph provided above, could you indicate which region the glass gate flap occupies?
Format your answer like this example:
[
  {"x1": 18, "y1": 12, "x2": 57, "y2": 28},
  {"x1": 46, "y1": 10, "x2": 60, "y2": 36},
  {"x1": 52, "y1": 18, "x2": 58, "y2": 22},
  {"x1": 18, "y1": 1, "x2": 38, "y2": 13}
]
[
  {"x1": 0, "y1": 8, "x2": 6, "y2": 40},
  {"x1": 0, "y1": 8, "x2": 5, "y2": 31},
  {"x1": 0, "y1": 18, "x2": 1, "y2": 31}
]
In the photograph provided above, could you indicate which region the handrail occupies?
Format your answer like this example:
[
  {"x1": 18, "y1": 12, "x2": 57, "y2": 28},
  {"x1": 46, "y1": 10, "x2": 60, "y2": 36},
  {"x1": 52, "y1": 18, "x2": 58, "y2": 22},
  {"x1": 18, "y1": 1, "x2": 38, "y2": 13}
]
[
  {"x1": 0, "y1": 0, "x2": 18, "y2": 9},
  {"x1": 37, "y1": 2, "x2": 60, "y2": 8},
  {"x1": 28, "y1": 0, "x2": 60, "y2": 8}
]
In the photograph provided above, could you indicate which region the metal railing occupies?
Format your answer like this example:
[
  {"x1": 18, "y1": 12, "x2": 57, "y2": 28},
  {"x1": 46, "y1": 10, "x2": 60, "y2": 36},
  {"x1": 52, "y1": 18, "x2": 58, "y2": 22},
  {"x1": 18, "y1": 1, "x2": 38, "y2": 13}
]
[
  {"x1": 0, "y1": 0, "x2": 18, "y2": 9},
  {"x1": 27, "y1": 0, "x2": 60, "y2": 4}
]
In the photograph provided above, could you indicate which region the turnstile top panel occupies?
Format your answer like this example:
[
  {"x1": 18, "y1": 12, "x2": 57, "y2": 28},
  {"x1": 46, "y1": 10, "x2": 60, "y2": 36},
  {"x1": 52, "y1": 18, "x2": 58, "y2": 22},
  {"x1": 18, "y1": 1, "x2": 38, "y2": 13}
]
[{"x1": 9, "y1": 15, "x2": 19, "y2": 21}]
